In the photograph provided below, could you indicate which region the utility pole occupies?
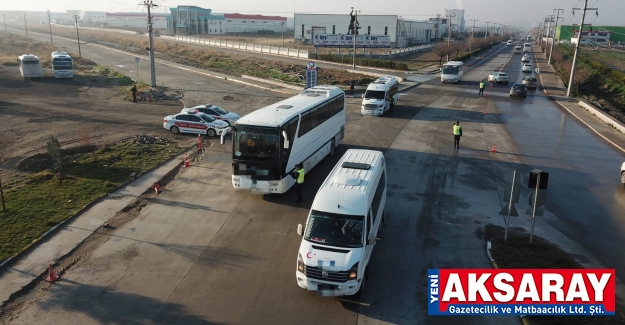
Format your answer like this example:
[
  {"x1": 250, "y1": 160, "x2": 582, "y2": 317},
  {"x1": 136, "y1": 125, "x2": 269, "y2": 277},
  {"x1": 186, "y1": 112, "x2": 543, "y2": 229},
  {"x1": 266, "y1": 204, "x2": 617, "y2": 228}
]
[
  {"x1": 23, "y1": 13, "x2": 28, "y2": 38},
  {"x1": 47, "y1": 10, "x2": 53, "y2": 45},
  {"x1": 74, "y1": 15, "x2": 82, "y2": 58},
  {"x1": 446, "y1": 11, "x2": 455, "y2": 62},
  {"x1": 281, "y1": 21, "x2": 284, "y2": 47},
  {"x1": 567, "y1": 0, "x2": 598, "y2": 97},
  {"x1": 545, "y1": 15, "x2": 555, "y2": 51},
  {"x1": 548, "y1": 9, "x2": 564, "y2": 65},
  {"x1": 484, "y1": 21, "x2": 490, "y2": 39},
  {"x1": 470, "y1": 19, "x2": 478, "y2": 39},
  {"x1": 143, "y1": 0, "x2": 159, "y2": 86}
]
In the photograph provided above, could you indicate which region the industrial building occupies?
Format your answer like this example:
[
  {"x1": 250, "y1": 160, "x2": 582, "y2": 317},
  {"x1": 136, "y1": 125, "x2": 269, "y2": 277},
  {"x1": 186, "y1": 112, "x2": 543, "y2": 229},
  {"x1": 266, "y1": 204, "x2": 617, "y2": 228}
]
[
  {"x1": 555, "y1": 25, "x2": 625, "y2": 44},
  {"x1": 166, "y1": 6, "x2": 286, "y2": 35},
  {"x1": 445, "y1": 9, "x2": 465, "y2": 33},
  {"x1": 294, "y1": 13, "x2": 439, "y2": 47}
]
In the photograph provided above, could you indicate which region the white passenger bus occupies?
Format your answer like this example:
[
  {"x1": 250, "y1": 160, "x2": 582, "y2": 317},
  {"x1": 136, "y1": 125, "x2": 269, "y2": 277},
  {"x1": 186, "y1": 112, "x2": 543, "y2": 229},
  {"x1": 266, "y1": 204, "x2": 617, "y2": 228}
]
[
  {"x1": 51, "y1": 51, "x2": 74, "y2": 78},
  {"x1": 17, "y1": 54, "x2": 43, "y2": 79},
  {"x1": 224, "y1": 85, "x2": 346, "y2": 194},
  {"x1": 441, "y1": 61, "x2": 464, "y2": 83}
]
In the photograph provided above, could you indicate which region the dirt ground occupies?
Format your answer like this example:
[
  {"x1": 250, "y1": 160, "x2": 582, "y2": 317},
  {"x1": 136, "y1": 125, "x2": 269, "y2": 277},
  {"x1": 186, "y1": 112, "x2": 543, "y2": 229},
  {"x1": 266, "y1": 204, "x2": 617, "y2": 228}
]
[{"x1": 0, "y1": 66, "x2": 186, "y2": 183}]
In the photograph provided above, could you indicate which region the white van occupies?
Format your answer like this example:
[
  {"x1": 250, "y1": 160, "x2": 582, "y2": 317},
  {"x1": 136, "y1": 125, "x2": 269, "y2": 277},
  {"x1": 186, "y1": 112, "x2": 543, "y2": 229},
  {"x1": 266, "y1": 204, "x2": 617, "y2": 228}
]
[
  {"x1": 514, "y1": 46, "x2": 522, "y2": 54},
  {"x1": 441, "y1": 61, "x2": 464, "y2": 83},
  {"x1": 522, "y1": 43, "x2": 532, "y2": 53},
  {"x1": 296, "y1": 149, "x2": 386, "y2": 296},
  {"x1": 360, "y1": 76, "x2": 399, "y2": 116},
  {"x1": 18, "y1": 54, "x2": 43, "y2": 79}
]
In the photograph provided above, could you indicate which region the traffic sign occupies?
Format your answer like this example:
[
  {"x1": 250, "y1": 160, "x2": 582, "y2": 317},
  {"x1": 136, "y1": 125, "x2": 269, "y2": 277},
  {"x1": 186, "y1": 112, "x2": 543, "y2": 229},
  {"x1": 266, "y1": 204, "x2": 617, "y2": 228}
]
[
  {"x1": 525, "y1": 189, "x2": 546, "y2": 216},
  {"x1": 499, "y1": 204, "x2": 519, "y2": 217},
  {"x1": 135, "y1": 57, "x2": 140, "y2": 63}
]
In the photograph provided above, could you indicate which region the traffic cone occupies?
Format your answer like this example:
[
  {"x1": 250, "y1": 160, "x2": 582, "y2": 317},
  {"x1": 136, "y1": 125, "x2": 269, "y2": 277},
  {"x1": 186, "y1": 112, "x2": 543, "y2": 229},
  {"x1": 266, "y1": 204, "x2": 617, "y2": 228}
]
[
  {"x1": 184, "y1": 153, "x2": 190, "y2": 167},
  {"x1": 490, "y1": 144, "x2": 497, "y2": 153},
  {"x1": 153, "y1": 183, "x2": 161, "y2": 194},
  {"x1": 197, "y1": 134, "x2": 202, "y2": 150},
  {"x1": 482, "y1": 109, "x2": 487, "y2": 115},
  {"x1": 46, "y1": 264, "x2": 59, "y2": 282},
  {"x1": 485, "y1": 93, "x2": 488, "y2": 97}
]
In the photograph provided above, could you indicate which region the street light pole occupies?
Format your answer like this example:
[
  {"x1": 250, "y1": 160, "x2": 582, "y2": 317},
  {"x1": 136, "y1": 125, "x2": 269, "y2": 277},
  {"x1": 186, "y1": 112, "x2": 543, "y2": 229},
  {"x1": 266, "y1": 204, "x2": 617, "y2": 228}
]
[
  {"x1": 470, "y1": 19, "x2": 478, "y2": 39},
  {"x1": 143, "y1": 0, "x2": 159, "y2": 87},
  {"x1": 47, "y1": 10, "x2": 53, "y2": 45},
  {"x1": 74, "y1": 15, "x2": 81, "y2": 58},
  {"x1": 23, "y1": 13, "x2": 28, "y2": 38},
  {"x1": 281, "y1": 21, "x2": 284, "y2": 47},
  {"x1": 548, "y1": 9, "x2": 563, "y2": 65},
  {"x1": 446, "y1": 11, "x2": 455, "y2": 62},
  {"x1": 484, "y1": 21, "x2": 490, "y2": 39}
]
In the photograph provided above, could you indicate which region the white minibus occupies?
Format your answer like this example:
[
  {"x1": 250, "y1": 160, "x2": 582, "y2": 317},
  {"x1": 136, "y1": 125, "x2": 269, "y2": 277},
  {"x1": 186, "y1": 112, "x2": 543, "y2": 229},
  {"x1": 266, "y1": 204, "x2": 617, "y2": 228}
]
[
  {"x1": 18, "y1": 54, "x2": 43, "y2": 79},
  {"x1": 360, "y1": 76, "x2": 399, "y2": 116},
  {"x1": 222, "y1": 86, "x2": 346, "y2": 194},
  {"x1": 441, "y1": 61, "x2": 464, "y2": 83},
  {"x1": 296, "y1": 149, "x2": 386, "y2": 296},
  {"x1": 51, "y1": 51, "x2": 74, "y2": 78}
]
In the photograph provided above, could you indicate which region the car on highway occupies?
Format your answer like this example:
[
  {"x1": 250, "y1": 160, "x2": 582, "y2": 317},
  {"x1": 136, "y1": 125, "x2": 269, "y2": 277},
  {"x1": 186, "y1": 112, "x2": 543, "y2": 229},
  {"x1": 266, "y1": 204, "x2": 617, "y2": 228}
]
[
  {"x1": 523, "y1": 76, "x2": 538, "y2": 89},
  {"x1": 621, "y1": 162, "x2": 625, "y2": 184},
  {"x1": 521, "y1": 53, "x2": 532, "y2": 63},
  {"x1": 488, "y1": 72, "x2": 509, "y2": 84},
  {"x1": 514, "y1": 46, "x2": 522, "y2": 54},
  {"x1": 509, "y1": 83, "x2": 528, "y2": 98},
  {"x1": 522, "y1": 63, "x2": 534, "y2": 73},
  {"x1": 181, "y1": 104, "x2": 241, "y2": 125},
  {"x1": 163, "y1": 112, "x2": 229, "y2": 136},
  {"x1": 507, "y1": 40, "x2": 513, "y2": 46}
]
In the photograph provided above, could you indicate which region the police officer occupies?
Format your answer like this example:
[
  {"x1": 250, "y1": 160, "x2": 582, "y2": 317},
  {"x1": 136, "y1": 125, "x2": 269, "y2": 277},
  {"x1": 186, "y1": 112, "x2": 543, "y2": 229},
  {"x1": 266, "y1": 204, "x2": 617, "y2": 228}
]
[
  {"x1": 388, "y1": 95, "x2": 395, "y2": 115},
  {"x1": 349, "y1": 79, "x2": 356, "y2": 96},
  {"x1": 478, "y1": 80, "x2": 485, "y2": 97},
  {"x1": 130, "y1": 84, "x2": 138, "y2": 103},
  {"x1": 291, "y1": 163, "x2": 305, "y2": 202},
  {"x1": 453, "y1": 121, "x2": 462, "y2": 151}
]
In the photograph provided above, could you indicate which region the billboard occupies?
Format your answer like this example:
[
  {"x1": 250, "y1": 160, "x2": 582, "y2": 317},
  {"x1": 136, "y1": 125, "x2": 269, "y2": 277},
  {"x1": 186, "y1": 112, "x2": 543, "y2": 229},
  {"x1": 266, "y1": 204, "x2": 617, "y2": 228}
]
[{"x1": 313, "y1": 34, "x2": 391, "y2": 48}]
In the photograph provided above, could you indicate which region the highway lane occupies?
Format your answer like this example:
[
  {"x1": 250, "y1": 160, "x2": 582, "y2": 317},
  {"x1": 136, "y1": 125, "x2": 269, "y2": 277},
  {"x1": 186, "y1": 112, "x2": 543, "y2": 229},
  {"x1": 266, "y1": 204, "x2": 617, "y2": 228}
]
[{"x1": 5, "y1": 31, "x2": 625, "y2": 325}]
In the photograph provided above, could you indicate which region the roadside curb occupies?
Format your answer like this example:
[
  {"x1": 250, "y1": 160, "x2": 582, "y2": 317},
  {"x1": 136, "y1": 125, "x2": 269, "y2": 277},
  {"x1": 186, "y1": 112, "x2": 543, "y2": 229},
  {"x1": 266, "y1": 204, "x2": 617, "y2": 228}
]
[
  {"x1": 534, "y1": 54, "x2": 625, "y2": 155},
  {"x1": 0, "y1": 147, "x2": 188, "y2": 270},
  {"x1": 486, "y1": 241, "x2": 531, "y2": 325}
]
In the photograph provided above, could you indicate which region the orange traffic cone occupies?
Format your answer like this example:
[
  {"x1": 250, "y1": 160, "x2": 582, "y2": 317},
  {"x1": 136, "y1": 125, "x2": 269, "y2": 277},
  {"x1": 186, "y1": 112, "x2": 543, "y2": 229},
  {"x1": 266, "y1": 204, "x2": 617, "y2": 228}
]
[
  {"x1": 485, "y1": 93, "x2": 488, "y2": 97},
  {"x1": 184, "y1": 153, "x2": 190, "y2": 167},
  {"x1": 490, "y1": 144, "x2": 497, "y2": 153},
  {"x1": 482, "y1": 109, "x2": 487, "y2": 115},
  {"x1": 153, "y1": 183, "x2": 161, "y2": 194},
  {"x1": 197, "y1": 134, "x2": 202, "y2": 150},
  {"x1": 46, "y1": 264, "x2": 59, "y2": 282}
]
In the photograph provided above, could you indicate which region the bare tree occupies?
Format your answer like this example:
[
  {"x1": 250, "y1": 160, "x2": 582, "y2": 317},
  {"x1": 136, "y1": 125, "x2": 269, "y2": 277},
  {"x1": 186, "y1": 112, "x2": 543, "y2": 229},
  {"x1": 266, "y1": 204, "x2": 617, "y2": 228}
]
[
  {"x1": 450, "y1": 42, "x2": 463, "y2": 60},
  {"x1": 46, "y1": 136, "x2": 63, "y2": 184},
  {"x1": 0, "y1": 136, "x2": 10, "y2": 213},
  {"x1": 432, "y1": 42, "x2": 450, "y2": 67},
  {"x1": 77, "y1": 125, "x2": 96, "y2": 162},
  {"x1": 573, "y1": 66, "x2": 594, "y2": 95}
]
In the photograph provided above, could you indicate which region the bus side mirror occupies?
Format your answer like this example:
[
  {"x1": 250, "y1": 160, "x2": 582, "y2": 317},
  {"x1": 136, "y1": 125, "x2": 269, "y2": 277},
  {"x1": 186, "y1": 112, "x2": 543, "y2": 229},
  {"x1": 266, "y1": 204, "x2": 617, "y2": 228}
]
[
  {"x1": 220, "y1": 127, "x2": 231, "y2": 145},
  {"x1": 297, "y1": 224, "x2": 303, "y2": 236},
  {"x1": 368, "y1": 235, "x2": 377, "y2": 246},
  {"x1": 282, "y1": 131, "x2": 290, "y2": 149}
]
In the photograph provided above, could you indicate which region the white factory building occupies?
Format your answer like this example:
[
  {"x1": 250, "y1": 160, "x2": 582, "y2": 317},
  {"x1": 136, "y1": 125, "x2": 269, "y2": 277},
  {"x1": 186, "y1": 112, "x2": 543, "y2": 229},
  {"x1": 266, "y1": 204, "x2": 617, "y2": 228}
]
[{"x1": 294, "y1": 13, "x2": 440, "y2": 47}]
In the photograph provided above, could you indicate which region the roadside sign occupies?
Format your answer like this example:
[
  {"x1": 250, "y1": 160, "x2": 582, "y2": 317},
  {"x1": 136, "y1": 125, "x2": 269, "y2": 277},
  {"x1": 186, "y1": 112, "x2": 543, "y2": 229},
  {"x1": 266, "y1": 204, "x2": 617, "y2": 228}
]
[
  {"x1": 503, "y1": 171, "x2": 521, "y2": 203},
  {"x1": 305, "y1": 61, "x2": 317, "y2": 89},
  {"x1": 525, "y1": 189, "x2": 546, "y2": 216},
  {"x1": 499, "y1": 204, "x2": 519, "y2": 217},
  {"x1": 135, "y1": 57, "x2": 140, "y2": 63}
]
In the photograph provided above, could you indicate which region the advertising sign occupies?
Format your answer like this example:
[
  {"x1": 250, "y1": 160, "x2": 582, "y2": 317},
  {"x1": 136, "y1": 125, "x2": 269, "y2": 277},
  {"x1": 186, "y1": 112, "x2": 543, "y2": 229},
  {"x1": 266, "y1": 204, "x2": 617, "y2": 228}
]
[{"x1": 313, "y1": 34, "x2": 391, "y2": 48}]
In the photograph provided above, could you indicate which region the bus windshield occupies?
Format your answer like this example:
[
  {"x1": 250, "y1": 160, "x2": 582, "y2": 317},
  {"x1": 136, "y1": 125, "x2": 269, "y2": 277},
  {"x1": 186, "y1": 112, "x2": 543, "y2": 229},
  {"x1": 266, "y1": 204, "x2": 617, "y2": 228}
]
[
  {"x1": 234, "y1": 126, "x2": 280, "y2": 159},
  {"x1": 304, "y1": 210, "x2": 365, "y2": 248},
  {"x1": 442, "y1": 65, "x2": 460, "y2": 74},
  {"x1": 22, "y1": 60, "x2": 40, "y2": 65},
  {"x1": 364, "y1": 90, "x2": 386, "y2": 100},
  {"x1": 52, "y1": 58, "x2": 72, "y2": 70}
]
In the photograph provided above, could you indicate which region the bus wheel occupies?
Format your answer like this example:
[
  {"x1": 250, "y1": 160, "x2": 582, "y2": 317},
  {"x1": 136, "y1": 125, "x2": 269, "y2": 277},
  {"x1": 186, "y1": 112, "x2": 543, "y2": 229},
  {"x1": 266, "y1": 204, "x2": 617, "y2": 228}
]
[{"x1": 329, "y1": 140, "x2": 335, "y2": 156}]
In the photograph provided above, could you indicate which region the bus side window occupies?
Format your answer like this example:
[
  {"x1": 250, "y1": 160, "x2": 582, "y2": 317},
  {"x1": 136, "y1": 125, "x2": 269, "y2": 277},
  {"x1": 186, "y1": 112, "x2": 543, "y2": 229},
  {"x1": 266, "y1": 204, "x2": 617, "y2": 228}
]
[
  {"x1": 309, "y1": 106, "x2": 320, "y2": 129},
  {"x1": 298, "y1": 111, "x2": 312, "y2": 137},
  {"x1": 337, "y1": 95, "x2": 345, "y2": 112},
  {"x1": 287, "y1": 116, "x2": 299, "y2": 146},
  {"x1": 318, "y1": 101, "x2": 329, "y2": 123}
]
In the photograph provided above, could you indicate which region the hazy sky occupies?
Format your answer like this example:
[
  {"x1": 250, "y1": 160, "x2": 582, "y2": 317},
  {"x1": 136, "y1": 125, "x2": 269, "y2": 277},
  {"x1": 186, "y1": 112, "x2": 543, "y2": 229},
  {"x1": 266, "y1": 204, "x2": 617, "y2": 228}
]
[{"x1": 0, "y1": 0, "x2": 622, "y2": 28}]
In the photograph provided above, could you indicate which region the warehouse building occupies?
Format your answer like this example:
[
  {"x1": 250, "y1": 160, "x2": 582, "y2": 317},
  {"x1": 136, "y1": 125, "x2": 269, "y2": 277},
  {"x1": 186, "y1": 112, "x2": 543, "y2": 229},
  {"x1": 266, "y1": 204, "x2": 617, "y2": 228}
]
[
  {"x1": 555, "y1": 25, "x2": 625, "y2": 44},
  {"x1": 166, "y1": 6, "x2": 286, "y2": 35}
]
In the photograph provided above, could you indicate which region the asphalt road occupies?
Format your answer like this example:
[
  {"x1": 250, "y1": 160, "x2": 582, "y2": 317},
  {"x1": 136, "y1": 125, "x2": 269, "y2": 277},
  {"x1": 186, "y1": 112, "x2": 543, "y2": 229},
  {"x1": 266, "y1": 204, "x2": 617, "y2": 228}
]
[{"x1": 4, "y1": 33, "x2": 625, "y2": 325}]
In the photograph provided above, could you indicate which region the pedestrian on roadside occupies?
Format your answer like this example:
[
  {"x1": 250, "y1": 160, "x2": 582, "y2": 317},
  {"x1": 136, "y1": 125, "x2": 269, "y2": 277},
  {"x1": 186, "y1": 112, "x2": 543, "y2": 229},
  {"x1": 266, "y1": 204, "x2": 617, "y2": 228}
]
[
  {"x1": 130, "y1": 84, "x2": 138, "y2": 103},
  {"x1": 388, "y1": 95, "x2": 395, "y2": 115},
  {"x1": 291, "y1": 163, "x2": 305, "y2": 203},
  {"x1": 478, "y1": 80, "x2": 485, "y2": 97},
  {"x1": 453, "y1": 121, "x2": 462, "y2": 151},
  {"x1": 349, "y1": 79, "x2": 356, "y2": 96}
]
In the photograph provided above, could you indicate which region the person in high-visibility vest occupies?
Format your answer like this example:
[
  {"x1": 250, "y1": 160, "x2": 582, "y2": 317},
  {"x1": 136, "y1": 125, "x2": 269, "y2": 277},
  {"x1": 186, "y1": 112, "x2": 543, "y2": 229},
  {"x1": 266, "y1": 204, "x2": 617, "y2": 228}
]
[
  {"x1": 291, "y1": 163, "x2": 305, "y2": 202},
  {"x1": 453, "y1": 121, "x2": 462, "y2": 151},
  {"x1": 478, "y1": 80, "x2": 485, "y2": 97}
]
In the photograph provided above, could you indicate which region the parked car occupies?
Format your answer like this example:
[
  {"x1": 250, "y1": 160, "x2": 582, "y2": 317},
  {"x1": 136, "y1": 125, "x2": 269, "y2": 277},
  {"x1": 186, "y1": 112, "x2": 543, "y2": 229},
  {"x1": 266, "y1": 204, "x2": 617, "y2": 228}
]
[
  {"x1": 522, "y1": 63, "x2": 533, "y2": 73},
  {"x1": 488, "y1": 72, "x2": 509, "y2": 84},
  {"x1": 163, "y1": 112, "x2": 229, "y2": 136},
  {"x1": 522, "y1": 76, "x2": 538, "y2": 89},
  {"x1": 521, "y1": 53, "x2": 532, "y2": 62},
  {"x1": 181, "y1": 104, "x2": 241, "y2": 125},
  {"x1": 621, "y1": 162, "x2": 625, "y2": 185},
  {"x1": 509, "y1": 83, "x2": 528, "y2": 98}
]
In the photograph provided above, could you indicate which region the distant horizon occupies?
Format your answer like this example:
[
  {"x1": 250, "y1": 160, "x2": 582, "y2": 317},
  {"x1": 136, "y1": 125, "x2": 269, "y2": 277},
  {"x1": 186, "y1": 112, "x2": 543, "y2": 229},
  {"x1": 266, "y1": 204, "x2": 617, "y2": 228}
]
[{"x1": 1, "y1": 0, "x2": 623, "y2": 29}]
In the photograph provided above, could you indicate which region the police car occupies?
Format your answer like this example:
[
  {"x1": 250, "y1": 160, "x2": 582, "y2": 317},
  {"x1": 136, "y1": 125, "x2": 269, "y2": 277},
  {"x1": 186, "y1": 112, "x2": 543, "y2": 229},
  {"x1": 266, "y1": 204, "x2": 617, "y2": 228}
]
[
  {"x1": 163, "y1": 112, "x2": 229, "y2": 137},
  {"x1": 180, "y1": 104, "x2": 240, "y2": 126}
]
